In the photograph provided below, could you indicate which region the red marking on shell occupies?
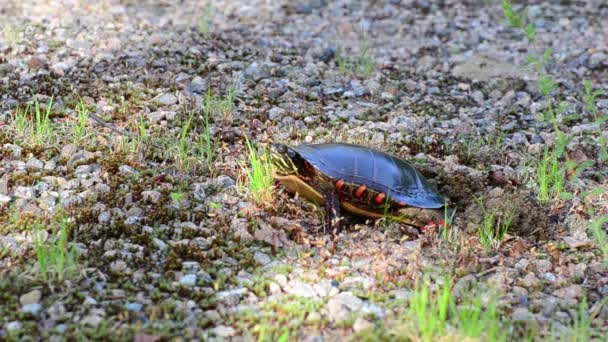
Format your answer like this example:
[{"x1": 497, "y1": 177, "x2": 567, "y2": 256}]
[
  {"x1": 335, "y1": 179, "x2": 345, "y2": 191},
  {"x1": 354, "y1": 184, "x2": 367, "y2": 198},
  {"x1": 374, "y1": 192, "x2": 386, "y2": 204}
]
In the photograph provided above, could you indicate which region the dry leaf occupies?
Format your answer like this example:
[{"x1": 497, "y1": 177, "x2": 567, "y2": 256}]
[
  {"x1": 508, "y1": 239, "x2": 529, "y2": 257},
  {"x1": 562, "y1": 236, "x2": 595, "y2": 249},
  {"x1": 253, "y1": 220, "x2": 294, "y2": 248}
]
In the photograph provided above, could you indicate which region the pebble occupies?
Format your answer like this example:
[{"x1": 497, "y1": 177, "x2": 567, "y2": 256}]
[
  {"x1": 515, "y1": 259, "x2": 529, "y2": 271},
  {"x1": 284, "y1": 280, "x2": 318, "y2": 298},
  {"x1": 543, "y1": 272, "x2": 557, "y2": 283},
  {"x1": 155, "y1": 93, "x2": 178, "y2": 106},
  {"x1": 391, "y1": 289, "x2": 411, "y2": 302},
  {"x1": 553, "y1": 285, "x2": 583, "y2": 304},
  {"x1": 84, "y1": 296, "x2": 98, "y2": 306},
  {"x1": 5, "y1": 321, "x2": 23, "y2": 331},
  {"x1": 14, "y1": 186, "x2": 35, "y2": 199},
  {"x1": 254, "y1": 252, "x2": 271, "y2": 266},
  {"x1": 589, "y1": 52, "x2": 607, "y2": 70},
  {"x1": 314, "y1": 279, "x2": 339, "y2": 298},
  {"x1": 512, "y1": 307, "x2": 535, "y2": 323},
  {"x1": 274, "y1": 274, "x2": 288, "y2": 287},
  {"x1": 327, "y1": 292, "x2": 362, "y2": 322},
  {"x1": 534, "y1": 260, "x2": 552, "y2": 273},
  {"x1": 268, "y1": 107, "x2": 286, "y2": 121},
  {"x1": 147, "y1": 110, "x2": 176, "y2": 122},
  {"x1": 20, "y1": 289, "x2": 41, "y2": 306},
  {"x1": 212, "y1": 325, "x2": 236, "y2": 338},
  {"x1": 268, "y1": 282, "x2": 282, "y2": 295},
  {"x1": 119, "y1": 165, "x2": 137, "y2": 175},
  {"x1": 109, "y1": 260, "x2": 128, "y2": 274},
  {"x1": 26, "y1": 157, "x2": 44, "y2": 169},
  {"x1": 81, "y1": 313, "x2": 104, "y2": 327},
  {"x1": 22, "y1": 303, "x2": 42, "y2": 314},
  {"x1": 216, "y1": 288, "x2": 248, "y2": 306},
  {"x1": 521, "y1": 273, "x2": 538, "y2": 288},
  {"x1": 125, "y1": 302, "x2": 143, "y2": 312},
  {"x1": 179, "y1": 274, "x2": 197, "y2": 287},
  {"x1": 352, "y1": 317, "x2": 373, "y2": 332}
]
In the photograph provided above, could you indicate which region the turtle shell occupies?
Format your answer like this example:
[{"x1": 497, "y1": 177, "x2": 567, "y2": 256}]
[{"x1": 292, "y1": 143, "x2": 445, "y2": 209}]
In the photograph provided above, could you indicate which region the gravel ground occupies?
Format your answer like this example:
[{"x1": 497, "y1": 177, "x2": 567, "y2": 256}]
[{"x1": 1, "y1": 0, "x2": 608, "y2": 341}]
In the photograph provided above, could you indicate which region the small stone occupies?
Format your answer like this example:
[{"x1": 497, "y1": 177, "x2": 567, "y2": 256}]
[
  {"x1": 342, "y1": 276, "x2": 374, "y2": 290},
  {"x1": 589, "y1": 52, "x2": 608, "y2": 70},
  {"x1": 306, "y1": 311, "x2": 322, "y2": 324},
  {"x1": 274, "y1": 274, "x2": 288, "y2": 287},
  {"x1": 182, "y1": 261, "x2": 200, "y2": 273},
  {"x1": 391, "y1": 289, "x2": 411, "y2": 302},
  {"x1": 26, "y1": 157, "x2": 44, "y2": 169},
  {"x1": 125, "y1": 302, "x2": 143, "y2": 312},
  {"x1": 110, "y1": 260, "x2": 128, "y2": 274},
  {"x1": 147, "y1": 110, "x2": 176, "y2": 122},
  {"x1": 179, "y1": 274, "x2": 197, "y2": 287},
  {"x1": 51, "y1": 61, "x2": 71, "y2": 76},
  {"x1": 534, "y1": 260, "x2": 552, "y2": 273},
  {"x1": 20, "y1": 289, "x2": 41, "y2": 306},
  {"x1": 4, "y1": 144, "x2": 22, "y2": 158},
  {"x1": 5, "y1": 321, "x2": 22, "y2": 331},
  {"x1": 285, "y1": 280, "x2": 318, "y2": 298},
  {"x1": 244, "y1": 62, "x2": 271, "y2": 81},
  {"x1": 155, "y1": 93, "x2": 178, "y2": 106},
  {"x1": 84, "y1": 296, "x2": 98, "y2": 306},
  {"x1": 212, "y1": 325, "x2": 236, "y2": 338},
  {"x1": 216, "y1": 288, "x2": 248, "y2": 306},
  {"x1": 522, "y1": 273, "x2": 539, "y2": 288},
  {"x1": 361, "y1": 302, "x2": 384, "y2": 318},
  {"x1": 205, "y1": 310, "x2": 221, "y2": 322},
  {"x1": 153, "y1": 238, "x2": 167, "y2": 251},
  {"x1": 515, "y1": 259, "x2": 529, "y2": 271},
  {"x1": 554, "y1": 285, "x2": 583, "y2": 303},
  {"x1": 21, "y1": 303, "x2": 41, "y2": 314},
  {"x1": 541, "y1": 296, "x2": 559, "y2": 317},
  {"x1": 327, "y1": 292, "x2": 363, "y2": 322},
  {"x1": 0, "y1": 194, "x2": 11, "y2": 204},
  {"x1": 350, "y1": 80, "x2": 369, "y2": 97},
  {"x1": 471, "y1": 90, "x2": 485, "y2": 105},
  {"x1": 512, "y1": 307, "x2": 534, "y2": 323},
  {"x1": 427, "y1": 86, "x2": 440, "y2": 95},
  {"x1": 543, "y1": 272, "x2": 557, "y2": 283},
  {"x1": 268, "y1": 282, "x2": 282, "y2": 294},
  {"x1": 254, "y1": 252, "x2": 271, "y2": 266},
  {"x1": 314, "y1": 279, "x2": 338, "y2": 298},
  {"x1": 14, "y1": 186, "x2": 35, "y2": 199},
  {"x1": 511, "y1": 132, "x2": 528, "y2": 145},
  {"x1": 380, "y1": 92, "x2": 394, "y2": 100},
  {"x1": 98, "y1": 211, "x2": 112, "y2": 224},
  {"x1": 0, "y1": 178, "x2": 8, "y2": 195},
  {"x1": 142, "y1": 190, "x2": 162, "y2": 204},
  {"x1": 574, "y1": 263, "x2": 587, "y2": 278},
  {"x1": 353, "y1": 317, "x2": 373, "y2": 332},
  {"x1": 81, "y1": 314, "x2": 104, "y2": 327},
  {"x1": 268, "y1": 107, "x2": 287, "y2": 121},
  {"x1": 119, "y1": 165, "x2": 136, "y2": 175}
]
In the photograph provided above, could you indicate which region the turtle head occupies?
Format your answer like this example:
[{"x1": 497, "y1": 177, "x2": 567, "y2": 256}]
[{"x1": 269, "y1": 144, "x2": 300, "y2": 176}]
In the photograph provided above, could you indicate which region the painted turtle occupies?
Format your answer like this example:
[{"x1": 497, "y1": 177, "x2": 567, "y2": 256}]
[{"x1": 269, "y1": 143, "x2": 447, "y2": 236}]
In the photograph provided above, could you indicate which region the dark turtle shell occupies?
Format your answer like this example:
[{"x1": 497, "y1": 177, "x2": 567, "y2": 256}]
[{"x1": 292, "y1": 143, "x2": 445, "y2": 209}]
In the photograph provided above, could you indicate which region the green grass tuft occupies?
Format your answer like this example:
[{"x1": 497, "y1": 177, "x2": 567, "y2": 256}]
[
  {"x1": 33, "y1": 212, "x2": 79, "y2": 283},
  {"x1": 242, "y1": 136, "x2": 274, "y2": 205}
]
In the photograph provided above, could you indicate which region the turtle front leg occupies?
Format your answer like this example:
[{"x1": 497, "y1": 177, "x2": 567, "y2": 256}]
[{"x1": 323, "y1": 189, "x2": 342, "y2": 250}]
